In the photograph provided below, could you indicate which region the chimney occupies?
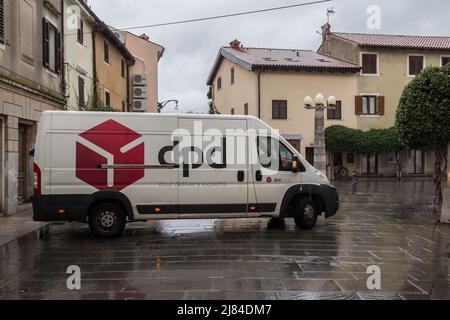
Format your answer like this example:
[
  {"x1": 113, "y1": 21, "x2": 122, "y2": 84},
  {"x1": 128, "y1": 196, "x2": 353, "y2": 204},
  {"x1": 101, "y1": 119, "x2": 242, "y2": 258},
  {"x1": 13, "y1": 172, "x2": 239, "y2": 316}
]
[
  {"x1": 321, "y1": 23, "x2": 331, "y2": 55},
  {"x1": 140, "y1": 34, "x2": 150, "y2": 41},
  {"x1": 229, "y1": 39, "x2": 241, "y2": 49}
]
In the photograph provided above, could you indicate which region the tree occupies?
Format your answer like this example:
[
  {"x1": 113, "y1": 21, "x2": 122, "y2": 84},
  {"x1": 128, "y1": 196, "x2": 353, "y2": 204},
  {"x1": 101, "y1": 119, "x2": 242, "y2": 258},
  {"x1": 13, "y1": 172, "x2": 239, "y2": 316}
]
[{"x1": 396, "y1": 65, "x2": 450, "y2": 215}]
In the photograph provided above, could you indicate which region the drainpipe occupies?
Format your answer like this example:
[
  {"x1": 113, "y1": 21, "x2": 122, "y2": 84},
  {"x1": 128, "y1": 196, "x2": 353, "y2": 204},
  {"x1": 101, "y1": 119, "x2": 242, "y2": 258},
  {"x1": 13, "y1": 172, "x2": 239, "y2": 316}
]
[
  {"x1": 61, "y1": 0, "x2": 67, "y2": 106},
  {"x1": 257, "y1": 68, "x2": 264, "y2": 119},
  {"x1": 92, "y1": 29, "x2": 98, "y2": 107}
]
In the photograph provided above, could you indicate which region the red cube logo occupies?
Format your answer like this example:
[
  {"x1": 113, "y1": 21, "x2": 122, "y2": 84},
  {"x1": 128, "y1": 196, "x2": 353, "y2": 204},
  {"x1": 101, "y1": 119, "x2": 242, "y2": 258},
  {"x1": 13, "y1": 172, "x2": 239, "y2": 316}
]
[{"x1": 76, "y1": 119, "x2": 145, "y2": 191}]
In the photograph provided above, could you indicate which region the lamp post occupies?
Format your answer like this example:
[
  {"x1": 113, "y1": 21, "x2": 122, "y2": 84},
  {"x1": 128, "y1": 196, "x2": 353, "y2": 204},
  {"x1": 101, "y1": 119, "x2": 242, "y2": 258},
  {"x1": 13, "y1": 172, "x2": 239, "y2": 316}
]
[{"x1": 304, "y1": 93, "x2": 336, "y2": 175}]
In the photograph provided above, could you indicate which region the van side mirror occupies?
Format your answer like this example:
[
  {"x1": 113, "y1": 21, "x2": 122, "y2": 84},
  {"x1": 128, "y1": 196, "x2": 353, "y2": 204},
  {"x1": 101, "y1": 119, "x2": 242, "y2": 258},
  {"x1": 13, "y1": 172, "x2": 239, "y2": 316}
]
[
  {"x1": 292, "y1": 156, "x2": 299, "y2": 173},
  {"x1": 292, "y1": 156, "x2": 306, "y2": 173}
]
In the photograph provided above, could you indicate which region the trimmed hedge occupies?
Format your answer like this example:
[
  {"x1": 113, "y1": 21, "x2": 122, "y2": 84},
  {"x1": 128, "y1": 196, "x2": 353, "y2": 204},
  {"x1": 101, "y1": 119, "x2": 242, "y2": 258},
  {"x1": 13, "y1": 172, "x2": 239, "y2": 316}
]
[{"x1": 325, "y1": 125, "x2": 404, "y2": 156}]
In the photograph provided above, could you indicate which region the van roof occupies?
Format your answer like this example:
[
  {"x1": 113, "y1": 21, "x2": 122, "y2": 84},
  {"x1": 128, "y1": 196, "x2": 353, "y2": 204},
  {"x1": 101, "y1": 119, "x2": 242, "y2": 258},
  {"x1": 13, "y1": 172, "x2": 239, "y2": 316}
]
[{"x1": 42, "y1": 111, "x2": 260, "y2": 122}]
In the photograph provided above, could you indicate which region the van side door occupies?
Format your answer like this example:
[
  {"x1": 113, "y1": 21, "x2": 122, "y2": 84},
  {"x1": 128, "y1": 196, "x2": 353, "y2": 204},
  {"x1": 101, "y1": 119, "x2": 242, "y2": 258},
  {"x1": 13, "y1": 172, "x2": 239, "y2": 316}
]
[
  {"x1": 250, "y1": 136, "x2": 301, "y2": 216},
  {"x1": 176, "y1": 118, "x2": 249, "y2": 217}
]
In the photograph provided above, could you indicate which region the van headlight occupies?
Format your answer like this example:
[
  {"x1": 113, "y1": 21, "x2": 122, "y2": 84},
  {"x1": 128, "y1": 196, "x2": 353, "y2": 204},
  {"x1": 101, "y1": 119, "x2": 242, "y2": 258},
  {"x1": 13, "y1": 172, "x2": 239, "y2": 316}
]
[{"x1": 315, "y1": 170, "x2": 330, "y2": 184}]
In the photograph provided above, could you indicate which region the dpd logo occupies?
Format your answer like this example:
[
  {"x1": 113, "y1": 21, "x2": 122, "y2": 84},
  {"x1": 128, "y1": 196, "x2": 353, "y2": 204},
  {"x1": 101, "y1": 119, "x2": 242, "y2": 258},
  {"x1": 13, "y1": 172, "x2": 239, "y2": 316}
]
[{"x1": 76, "y1": 120, "x2": 145, "y2": 191}]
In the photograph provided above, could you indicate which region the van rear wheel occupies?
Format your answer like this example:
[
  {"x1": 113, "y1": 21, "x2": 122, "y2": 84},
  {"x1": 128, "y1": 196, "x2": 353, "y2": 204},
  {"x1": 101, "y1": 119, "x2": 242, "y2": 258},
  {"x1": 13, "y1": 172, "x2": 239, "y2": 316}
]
[
  {"x1": 89, "y1": 203, "x2": 126, "y2": 238},
  {"x1": 294, "y1": 198, "x2": 318, "y2": 230}
]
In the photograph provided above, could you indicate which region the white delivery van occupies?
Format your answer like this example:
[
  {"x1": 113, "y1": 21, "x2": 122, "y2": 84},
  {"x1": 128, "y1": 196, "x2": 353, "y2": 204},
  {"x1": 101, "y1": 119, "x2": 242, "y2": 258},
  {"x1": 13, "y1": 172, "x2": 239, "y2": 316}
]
[{"x1": 32, "y1": 111, "x2": 339, "y2": 238}]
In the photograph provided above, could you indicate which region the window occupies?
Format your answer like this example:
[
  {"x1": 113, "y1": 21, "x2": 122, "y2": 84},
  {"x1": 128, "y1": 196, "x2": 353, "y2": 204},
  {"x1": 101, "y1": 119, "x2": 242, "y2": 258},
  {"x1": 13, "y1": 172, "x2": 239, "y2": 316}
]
[
  {"x1": 408, "y1": 55, "x2": 424, "y2": 76},
  {"x1": 362, "y1": 96, "x2": 377, "y2": 115},
  {"x1": 356, "y1": 95, "x2": 385, "y2": 116},
  {"x1": 121, "y1": 59, "x2": 125, "y2": 77},
  {"x1": 77, "y1": 18, "x2": 84, "y2": 45},
  {"x1": 257, "y1": 137, "x2": 296, "y2": 172},
  {"x1": 104, "y1": 40, "x2": 109, "y2": 64},
  {"x1": 441, "y1": 56, "x2": 450, "y2": 67},
  {"x1": 43, "y1": 19, "x2": 62, "y2": 73},
  {"x1": 272, "y1": 100, "x2": 287, "y2": 120},
  {"x1": 122, "y1": 100, "x2": 126, "y2": 112},
  {"x1": 361, "y1": 53, "x2": 378, "y2": 75},
  {"x1": 327, "y1": 100, "x2": 342, "y2": 120},
  {"x1": 346, "y1": 153, "x2": 355, "y2": 164},
  {"x1": 217, "y1": 76, "x2": 222, "y2": 90},
  {"x1": 231, "y1": 67, "x2": 235, "y2": 85},
  {"x1": 104, "y1": 90, "x2": 111, "y2": 107},
  {"x1": 361, "y1": 155, "x2": 378, "y2": 175},
  {"x1": 244, "y1": 103, "x2": 249, "y2": 115},
  {"x1": 78, "y1": 76, "x2": 85, "y2": 107},
  {"x1": 231, "y1": 108, "x2": 235, "y2": 115},
  {"x1": 0, "y1": 0, "x2": 5, "y2": 46}
]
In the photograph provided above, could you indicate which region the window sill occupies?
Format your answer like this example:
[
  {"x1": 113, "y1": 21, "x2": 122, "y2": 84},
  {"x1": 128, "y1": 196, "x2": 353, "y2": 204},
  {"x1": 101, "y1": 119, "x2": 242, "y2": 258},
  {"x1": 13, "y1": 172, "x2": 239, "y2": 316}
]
[
  {"x1": 360, "y1": 73, "x2": 380, "y2": 77},
  {"x1": 360, "y1": 115, "x2": 381, "y2": 118},
  {"x1": 76, "y1": 42, "x2": 85, "y2": 49},
  {"x1": 45, "y1": 68, "x2": 58, "y2": 78}
]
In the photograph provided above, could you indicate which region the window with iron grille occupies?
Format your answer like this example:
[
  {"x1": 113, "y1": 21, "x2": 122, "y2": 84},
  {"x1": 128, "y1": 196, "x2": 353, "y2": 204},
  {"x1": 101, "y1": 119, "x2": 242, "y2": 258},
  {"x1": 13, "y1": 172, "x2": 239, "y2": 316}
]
[
  {"x1": 0, "y1": 0, "x2": 5, "y2": 46},
  {"x1": 272, "y1": 100, "x2": 288, "y2": 120}
]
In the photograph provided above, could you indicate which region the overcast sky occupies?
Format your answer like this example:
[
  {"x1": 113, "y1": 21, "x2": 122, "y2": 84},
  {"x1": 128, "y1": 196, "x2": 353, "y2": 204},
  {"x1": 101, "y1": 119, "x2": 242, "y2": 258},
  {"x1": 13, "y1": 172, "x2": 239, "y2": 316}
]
[{"x1": 88, "y1": 0, "x2": 450, "y2": 113}]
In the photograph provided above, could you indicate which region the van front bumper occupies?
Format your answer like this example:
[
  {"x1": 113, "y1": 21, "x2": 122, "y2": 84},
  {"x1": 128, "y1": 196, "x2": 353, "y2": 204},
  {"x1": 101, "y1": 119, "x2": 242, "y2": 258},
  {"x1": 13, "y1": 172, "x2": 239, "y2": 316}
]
[{"x1": 321, "y1": 184, "x2": 339, "y2": 218}]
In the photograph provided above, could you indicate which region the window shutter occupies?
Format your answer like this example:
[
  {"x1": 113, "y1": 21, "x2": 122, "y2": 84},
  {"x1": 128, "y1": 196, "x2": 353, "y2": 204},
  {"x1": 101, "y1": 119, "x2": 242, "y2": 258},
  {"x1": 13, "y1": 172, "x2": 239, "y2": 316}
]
[
  {"x1": 78, "y1": 19, "x2": 84, "y2": 44},
  {"x1": 55, "y1": 32, "x2": 62, "y2": 74},
  {"x1": 0, "y1": 0, "x2": 5, "y2": 45},
  {"x1": 78, "y1": 77, "x2": 85, "y2": 106},
  {"x1": 377, "y1": 96, "x2": 385, "y2": 115},
  {"x1": 355, "y1": 96, "x2": 363, "y2": 115},
  {"x1": 336, "y1": 101, "x2": 342, "y2": 119},
  {"x1": 42, "y1": 19, "x2": 50, "y2": 67}
]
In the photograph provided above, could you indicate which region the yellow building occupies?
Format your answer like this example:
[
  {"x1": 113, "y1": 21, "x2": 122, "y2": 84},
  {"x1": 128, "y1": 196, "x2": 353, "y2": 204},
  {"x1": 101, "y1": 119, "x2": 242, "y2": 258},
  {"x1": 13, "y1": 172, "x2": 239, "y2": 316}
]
[
  {"x1": 318, "y1": 24, "x2": 450, "y2": 176},
  {"x1": 93, "y1": 22, "x2": 135, "y2": 111}
]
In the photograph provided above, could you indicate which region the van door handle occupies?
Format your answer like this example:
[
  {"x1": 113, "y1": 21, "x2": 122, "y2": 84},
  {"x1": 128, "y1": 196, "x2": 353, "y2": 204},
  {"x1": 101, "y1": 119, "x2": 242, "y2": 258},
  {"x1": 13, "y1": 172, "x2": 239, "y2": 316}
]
[
  {"x1": 256, "y1": 170, "x2": 263, "y2": 182},
  {"x1": 237, "y1": 171, "x2": 245, "y2": 182}
]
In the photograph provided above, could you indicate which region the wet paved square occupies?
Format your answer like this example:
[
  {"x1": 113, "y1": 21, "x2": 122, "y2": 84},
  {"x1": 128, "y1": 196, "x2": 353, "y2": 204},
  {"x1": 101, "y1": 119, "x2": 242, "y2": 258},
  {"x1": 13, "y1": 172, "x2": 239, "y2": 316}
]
[{"x1": 0, "y1": 180, "x2": 449, "y2": 300}]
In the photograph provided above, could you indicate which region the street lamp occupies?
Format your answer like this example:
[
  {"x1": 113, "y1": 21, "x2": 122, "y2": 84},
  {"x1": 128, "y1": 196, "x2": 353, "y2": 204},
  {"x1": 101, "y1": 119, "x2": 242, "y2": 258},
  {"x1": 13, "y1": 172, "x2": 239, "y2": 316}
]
[{"x1": 304, "y1": 93, "x2": 336, "y2": 175}]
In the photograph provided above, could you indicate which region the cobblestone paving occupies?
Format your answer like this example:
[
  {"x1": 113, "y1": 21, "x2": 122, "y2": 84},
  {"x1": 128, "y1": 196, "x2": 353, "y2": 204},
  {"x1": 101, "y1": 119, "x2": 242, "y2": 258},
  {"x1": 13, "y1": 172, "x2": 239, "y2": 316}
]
[{"x1": 0, "y1": 180, "x2": 449, "y2": 300}]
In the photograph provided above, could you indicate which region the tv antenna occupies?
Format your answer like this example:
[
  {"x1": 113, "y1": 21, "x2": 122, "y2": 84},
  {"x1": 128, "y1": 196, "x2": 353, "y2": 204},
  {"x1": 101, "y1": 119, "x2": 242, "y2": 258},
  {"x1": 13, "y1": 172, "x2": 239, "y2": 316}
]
[{"x1": 327, "y1": 7, "x2": 335, "y2": 24}]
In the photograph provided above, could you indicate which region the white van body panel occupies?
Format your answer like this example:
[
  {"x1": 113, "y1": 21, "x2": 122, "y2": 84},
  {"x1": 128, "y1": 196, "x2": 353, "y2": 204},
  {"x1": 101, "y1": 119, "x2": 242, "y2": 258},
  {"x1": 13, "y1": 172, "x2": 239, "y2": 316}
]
[{"x1": 33, "y1": 111, "x2": 339, "y2": 227}]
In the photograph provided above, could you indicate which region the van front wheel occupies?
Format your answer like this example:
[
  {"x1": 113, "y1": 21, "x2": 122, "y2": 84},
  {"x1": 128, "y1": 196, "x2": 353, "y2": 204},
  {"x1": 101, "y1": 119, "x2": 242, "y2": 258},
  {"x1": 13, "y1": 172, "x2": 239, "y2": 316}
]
[
  {"x1": 294, "y1": 198, "x2": 318, "y2": 230},
  {"x1": 89, "y1": 203, "x2": 126, "y2": 238}
]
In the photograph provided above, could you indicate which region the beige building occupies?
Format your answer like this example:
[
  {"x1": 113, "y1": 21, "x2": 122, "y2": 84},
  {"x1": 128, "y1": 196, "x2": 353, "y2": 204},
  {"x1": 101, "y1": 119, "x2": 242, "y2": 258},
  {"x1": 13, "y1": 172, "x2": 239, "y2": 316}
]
[
  {"x1": 209, "y1": 29, "x2": 450, "y2": 178},
  {"x1": 318, "y1": 24, "x2": 450, "y2": 176},
  {"x1": 207, "y1": 40, "x2": 360, "y2": 169},
  {"x1": 0, "y1": 0, "x2": 66, "y2": 215},
  {"x1": 110, "y1": 30, "x2": 164, "y2": 113}
]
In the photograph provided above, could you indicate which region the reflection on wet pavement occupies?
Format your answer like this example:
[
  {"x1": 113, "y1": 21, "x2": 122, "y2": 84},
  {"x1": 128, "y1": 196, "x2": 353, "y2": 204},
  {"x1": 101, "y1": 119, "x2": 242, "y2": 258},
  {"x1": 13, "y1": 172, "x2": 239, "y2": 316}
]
[{"x1": 0, "y1": 180, "x2": 449, "y2": 300}]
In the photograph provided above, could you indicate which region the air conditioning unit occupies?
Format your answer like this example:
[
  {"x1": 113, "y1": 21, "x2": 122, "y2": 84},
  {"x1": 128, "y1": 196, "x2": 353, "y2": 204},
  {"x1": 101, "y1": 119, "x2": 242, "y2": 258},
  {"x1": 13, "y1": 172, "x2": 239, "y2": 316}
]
[
  {"x1": 132, "y1": 99, "x2": 147, "y2": 112},
  {"x1": 133, "y1": 74, "x2": 147, "y2": 86},
  {"x1": 133, "y1": 87, "x2": 148, "y2": 99}
]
